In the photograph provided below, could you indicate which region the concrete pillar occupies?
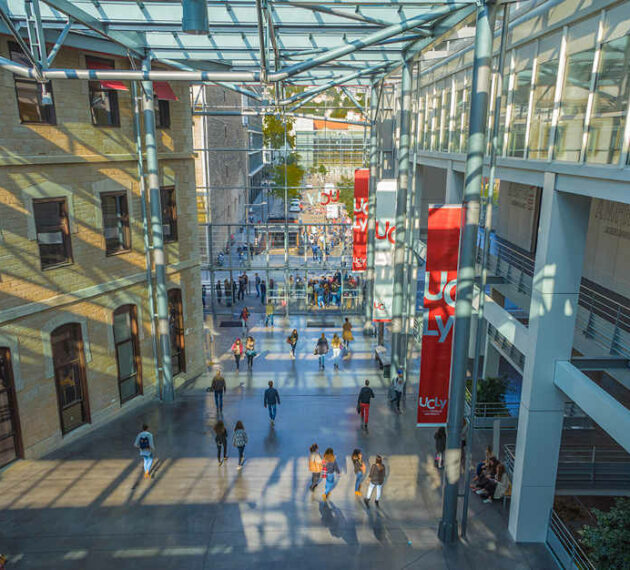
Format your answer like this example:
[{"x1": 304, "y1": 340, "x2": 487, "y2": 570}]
[
  {"x1": 508, "y1": 173, "x2": 591, "y2": 542},
  {"x1": 482, "y1": 338, "x2": 501, "y2": 379},
  {"x1": 444, "y1": 161, "x2": 463, "y2": 203}
]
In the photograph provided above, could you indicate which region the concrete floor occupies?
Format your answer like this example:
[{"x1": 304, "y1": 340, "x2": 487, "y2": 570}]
[{"x1": 0, "y1": 314, "x2": 557, "y2": 569}]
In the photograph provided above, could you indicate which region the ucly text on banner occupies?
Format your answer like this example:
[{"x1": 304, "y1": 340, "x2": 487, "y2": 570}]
[{"x1": 352, "y1": 168, "x2": 369, "y2": 271}]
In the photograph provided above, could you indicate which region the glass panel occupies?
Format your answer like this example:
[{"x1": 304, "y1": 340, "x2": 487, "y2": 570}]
[
  {"x1": 431, "y1": 92, "x2": 441, "y2": 150},
  {"x1": 119, "y1": 377, "x2": 138, "y2": 401},
  {"x1": 116, "y1": 340, "x2": 136, "y2": 379},
  {"x1": 496, "y1": 72, "x2": 509, "y2": 154},
  {"x1": 102, "y1": 194, "x2": 128, "y2": 254},
  {"x1": 586, "y1": 36, "x2": 630, "y2": 165},
  {"x1": 0, "y1": 389, "x2": 13, "y2": 437},
  {"x1": 89, "y1": 84, "x2": 119, "y2": 127},
  {"x1": 528, "y1": 60, "x2": 559, "y2": 159},
  {"x1": 34, "y1": 200, "x2": 70, "y2": 268},
  {"x1": 14, "y1": 79, "x2": 56, "y2": 124},
  {"x1": 451, "y1": 83, "x2": 464, "y2": 153},
  {"x1": 507, "y1": 66, "x2": 533, "y2": 157},
  {"x1": 440, "y1": 88, "x2": 451, "y2": 152},
  {"x1": 555, "y1": 48, "x2": 595, "y2": 161},
  {"x1": 113, "y1": 310, "x2": 131, "y2": 342},
  {"x1": 56, "y1": 363, "x2": 83, "y2": 407}
]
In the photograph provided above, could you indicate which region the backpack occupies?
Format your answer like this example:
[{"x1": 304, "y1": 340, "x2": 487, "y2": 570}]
[{"x1": 139, "y1": 435, "x2": 150, "y2": 451}]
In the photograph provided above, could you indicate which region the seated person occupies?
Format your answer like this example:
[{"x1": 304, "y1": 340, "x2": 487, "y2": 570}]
[{"x1": 475, "y1": 462, "x2": 509, "y2": 504}]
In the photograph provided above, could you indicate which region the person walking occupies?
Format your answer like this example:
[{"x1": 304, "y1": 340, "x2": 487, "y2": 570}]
[
  {"x1": 357, "y1": 380, "x2": 375, "y2": 431},
  {"x1": 434, "y1": 426, "x2": 446, "y2": 469},
  {"x1": 255, "y1": 273, "x2": 261, "y2": 298},
  {"x1": 342, "y1": 318, "x2": 354, "y2": 352},
  {"x1": 224, "y1": 277, "x2": 232, "y2": 307},
  {"x1": 216, "y1": 279, "x2": 222, "y2": 304},
  {"x1": 260, "y1": 280, "x2": 267, "y2": 305},
  {"x1": 245, "y1": 336, "x2": 256, "y2": 370},
  {"x1": 393, "y1": 371, "x2": 405, "y2": 414},
  {"x1": 287, "y1": 329, "x2": 299, "y2": 358},
  {"x1": 210, "y1": 369, "x2": 226, "y2": 414},
  {"x1": 240, "y1": 306, "x2": 250, "y2": 336},
  {"x1": 364, "y1": 455, "x2": 386, "y2": 508},
  {"x1": 238, "y1": 274, "x2": 245, "y2": 301},
  {"x1": 244, "y1": 272, "x2": 250, "y2": 296},
  {"x1": 308, "y1": 443, "x2": 323, "y2": 492},
  {"x1": 264, "y1": 380, "x2": 281, "y2": 425},
  {"x1": 331, "y1": 333, "x2": 342, "y2": 369},
  {"x1": 232, "y1": 420, "x2": 248, "y2": 469},
  {"x1": 133, "y1": 423, "x2": 155, "y2": 479},
  {"x1": 265, "y1": 300, "x2": 274, "y2": 327},
  {"x1": 351, "y1": 448, "x2": 366, "y2": 497},
  {"x1": 214, "y1": 420, "x2": 228, "y2": 465},
  {"x1": 321, "y1": 447, "x2": 341, "y2": 502},
  {"x1": 315, "y1": 333, "x2": 329, "y2": 370},
  {"x1": 231, "y1": 337, "x2": 243, "y2": 371}
]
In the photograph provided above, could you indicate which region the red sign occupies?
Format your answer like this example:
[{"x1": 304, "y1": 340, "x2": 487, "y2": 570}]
[
  {"x1": 352, "y1": 169, "x2": 369, "y2": 271},
  {"x1": 417, "y1": 205, "x2": 464, "y2": 426}
]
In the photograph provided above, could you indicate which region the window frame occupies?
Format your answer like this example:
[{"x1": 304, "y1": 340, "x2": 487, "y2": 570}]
[
  {"x1": 167, "y1": 288, "x2": 186, "y2": 376},
  {"x1": 101, "y1": 191, "x2": 131, "y2": 256},
  {"x1": 86, "y1": 56, "x2": 121, "y2": 128},
  {"x1": 0, "y1": 347, "x2": 23, "y2": 468},
  {"x1": 51, "y1": 323, "x2": 91, "y2": 435},
  {"x1": 9, "y1": 41, "x2": 57, "y2": 125},
  {"x1": 33, "y1": 197, "x2": 74, "y2": 270},
  {"x1": 113, "y1": 305, "x2": 143, "y2": 404},
  {"x1": 156, "y1": 99, "x2": 171, "y2": 129},
  {"x1": 160, "y1": 186, "x2": 178, "y2": 243}
]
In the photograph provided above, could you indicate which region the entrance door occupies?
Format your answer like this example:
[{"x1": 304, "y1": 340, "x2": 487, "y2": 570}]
[
  {"x1": 0, "y1": 348, "x2": 22, "y2": 468},
  {"x1": 51, "y1": 323, "x2": 90, "y2": 434}
]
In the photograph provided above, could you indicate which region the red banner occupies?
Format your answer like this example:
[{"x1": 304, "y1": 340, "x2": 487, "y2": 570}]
[
  {"x1": 352, "y1": 169, "x2": 369, "y2": 271},
  {"x1": 417, "y1": 205, "x2": 464, "y2": 426}
]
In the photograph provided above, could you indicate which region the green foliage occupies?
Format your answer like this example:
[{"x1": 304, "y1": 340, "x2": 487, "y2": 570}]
[
  {"x1": 330, "y1": 106, "x2": 348, "y2": 119},
  {"x1": 580, "y1": 498, "x2": 630, "y2": 569},
  {"x1": 317, "y1": 165, "x2": 327, "y2": 176},
  {"x1": 465, "y1": 376, "x2": 509, "y2": 417},
  {"x1": 263, "y1": 115, "x2": 295, "y2": 150},
  {"x1": 336, "y1": 174, "x2": 354, "y2": 219},
  {"x1": 271, "y1": 152, "x2": 305, "y2": 199}
]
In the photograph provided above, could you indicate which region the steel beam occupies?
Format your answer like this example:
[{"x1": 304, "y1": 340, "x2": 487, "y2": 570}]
[
  {"x1": 46, "y1": 18, "x2": 72, "y2": 67},
  {"x1": 365, "y1": 82, "x2": 379, "y2": 324},
  {"x1": 570, "y1": 357, "x2": 630, "y2": 371},
  {"x1": 438, "y1": 0, "x2": 496, "y2": 544},
  {"x1": 390, "y1": 60, "x2": 412, "y2": 379},
  {"x1": 141, "y1": 58, "x2": 174, "y2": 403}
]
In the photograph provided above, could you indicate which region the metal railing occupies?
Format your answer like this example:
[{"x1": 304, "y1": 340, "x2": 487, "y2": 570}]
[
  {"x1": 487, "y1": 323, "x2": 526, "y2": 371},
  {"x1": 547, "y1": 510, "x2": 596, "y2": 570}
]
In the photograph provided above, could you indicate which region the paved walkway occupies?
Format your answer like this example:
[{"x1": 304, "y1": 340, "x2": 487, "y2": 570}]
[{"x1": 0, "y1": 315, "x2": 557, "y2": 569}]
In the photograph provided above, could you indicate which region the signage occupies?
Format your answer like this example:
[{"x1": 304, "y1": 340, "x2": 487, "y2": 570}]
[
  {"x1": 326, "y1": 204, "x2": 340, "y2": 219},
  {"x1": 417, "y1": 205, "x2": 464, "y2": 426},
  {"x1": 320, "y1": 183, "x2": 339, "y2": 206},
  {"x1": 373, "y1": 179, "x2": 397, "y2": 322},
  {"x1": 352, "y1": 168, "x2": 369, "y2": 271}
]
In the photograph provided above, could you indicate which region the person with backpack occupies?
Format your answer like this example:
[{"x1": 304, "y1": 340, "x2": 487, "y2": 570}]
[
  {"x1": 351, "y1": 448, "x2": 366, "y2": 497},
  {"x1": 232, "y1": 421, "x2": 248, "y2": 469},
  {"x1": 264, "y1": 380, "x2": 281, "y2": 425},
  {"x1": 364, "y1": 455, "x2": 386, "y2": 508},
  {"x1": 357, "y1": 379, "x2": 375, "y2": 431},
  {"x1": 308, "y1": 443, "x2": 323, "y2": 492},
  {"x1": 287, "y1": 329, "x2": 299, "y2": 358},
  {"x1": 231, "y1": 337, "x2": 244, "y2": 371},
  {"x1": 314, "y1": 333, "x2": 329, "y2": 370},
  {"x1": 321, "y1": 447, "x2": 341, "y2": 502},
  {"x1": 133, "y1": 424, "x2": 155, "y2": 479},
  {"x1": 245, "y1": 336, "x2": 256, "y2": 370},
  {"x1": 434, "y1": 426, "x2": 446, "y2": 469},
  {"x1": 331, "y1": 333, "x2": 342, "y2": 370},
  {"x1": 265, "y1": 300, "x2": 274, "y2": 327},
  {"x1": 214, "y1": 420, "x2": 228, "y2": 465},
  {"x1": 210, "y1": 369, "x2": 226, "y2": 414}
]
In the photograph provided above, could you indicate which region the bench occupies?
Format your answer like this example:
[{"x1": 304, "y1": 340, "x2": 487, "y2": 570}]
[{"x1": 374, "y1": 345, "x2": 391, "y2": 377}]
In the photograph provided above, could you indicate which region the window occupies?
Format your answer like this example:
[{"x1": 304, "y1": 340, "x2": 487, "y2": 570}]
[
  {"x1": 586, "y1": 36, "x2": 630, "y2": 165},
  {"x1": 0, "y1": 348, "x2": 22, "y2": 469},
  {"x1": 167, "y1": 289, "x2": 185, "y2": 375},
  {"x1": 86, "y1": 56, "x2": 124, "y2": 127},
  {"x1": 156, "y1": 100, "x2": 171, "y2": 129},
  {"x1": 507, "y1": 46, "x2": 535, "y2": 158},
  {"x1": 51, "y1": 324, "x2": 90, "y2": 434},
  {"x1": 9, "y1": 42, "x2": 56, "y2": 124},
  {"x1": 160, "y1": 186, "x2": 178, "y2": 242},
  {"x1": 113, "y1": 306, "x2": 142, "y2": 403},
  {"x1": 33, "y1": 198, "x2": 73, "y2": 269},
  {"x1": 528, "y1": 60, "x2": 559, "y2": 159},
  {"x1": 440, "y1": 86, "x2": 451, "y2": 152},
  {"x1": 101, "y1": 192, "x2": 130, "y2": 255}
]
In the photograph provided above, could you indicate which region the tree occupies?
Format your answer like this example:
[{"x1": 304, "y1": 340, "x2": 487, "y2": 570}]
[
  {"x1": 580, "y1": 498, "x2": 630, "y2": 569},
  {"x1": 271, "y1": 152, "x2": 305, "y2": 200},
  {"x1": 336, "y1": 174, "x2": 355, "y2": 219},
  {"x1": 263, "y1": 114, "x2": 295, "y2": 150}
]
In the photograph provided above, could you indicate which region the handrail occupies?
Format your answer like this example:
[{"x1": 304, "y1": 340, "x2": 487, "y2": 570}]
[
  {"x1": 548, "y1": 510, "x2": 596, "y2": 570},
  {"x1": 504, "y1": 444, "x2": 629, "y2": 464}
]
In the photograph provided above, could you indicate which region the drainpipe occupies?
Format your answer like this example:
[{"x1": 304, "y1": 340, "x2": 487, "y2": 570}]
[
  {"x1": 141, "y1": 56, "x2": 174, "y2": 403},
  {"x1": 438, "y1": 0, "x2": 497, "y2": 543},
  {"x1": 131, "y1": 80, "x2": 161, "y2": 398}
]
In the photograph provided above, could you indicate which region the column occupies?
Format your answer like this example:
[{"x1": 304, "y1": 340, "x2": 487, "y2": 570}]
[
  {"x1": 141, "y1": 59, "x2": 174, "y2": 402},
  {"x1": 365, "y1": 84, "x2": 379, "y2": 324},
  {"x1": 390, "y1": 61, "x2": 412, "y2": 378},
  {"x1": 508, "y1": 173, "x2": 591, "y2": 542},
  {"x1": 482, "y1": 329, "x2": 501, "y2": 379}
]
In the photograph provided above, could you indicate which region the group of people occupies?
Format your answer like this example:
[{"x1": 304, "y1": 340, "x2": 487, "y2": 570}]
[
  {"x1": 470, "y1": 446, "x2": 510, "y2": 503},
  {"x1": 312, "y1": 318, "x2": 354, "y2": 370},
  {"x1": 229, "y1": 335, "x2": 257, "y2": 371},
  {"x1": 308, "y1": 445, "x2": 387, "y2": 507},
  {"x1": 213, "y1": 419, "x2": 249, "y2": 468}
]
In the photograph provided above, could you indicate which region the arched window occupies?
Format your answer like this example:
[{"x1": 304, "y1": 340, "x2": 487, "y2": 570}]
[
  {"x1": 0, "y1": 348, "x2": 22, "y2": 468},
  {"x1": 51, "y1": 323, "x2": 90, "y2": 434},
  {"x1": 113, "y1": 305, "x2": 142, "y2": 403},
  {"x1": 168, "y1": 289, "x2": 186, "y2": 375}
]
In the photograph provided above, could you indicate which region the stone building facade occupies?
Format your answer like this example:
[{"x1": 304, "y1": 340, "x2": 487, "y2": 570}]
[{"x1": 0, "y1": 40, "x2": 204, "y2": 464}]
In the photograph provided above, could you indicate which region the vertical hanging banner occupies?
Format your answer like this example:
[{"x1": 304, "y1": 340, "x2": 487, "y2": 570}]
[
  {"x1": 372, "y1": 180, "x2": 397, "y2": 322},
  {"x1": 352, "y1": 168, "x2": 369, "y2": 271},
  {"x1": 417, "y1": 205, "x2": 464, "y2": 426}
]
